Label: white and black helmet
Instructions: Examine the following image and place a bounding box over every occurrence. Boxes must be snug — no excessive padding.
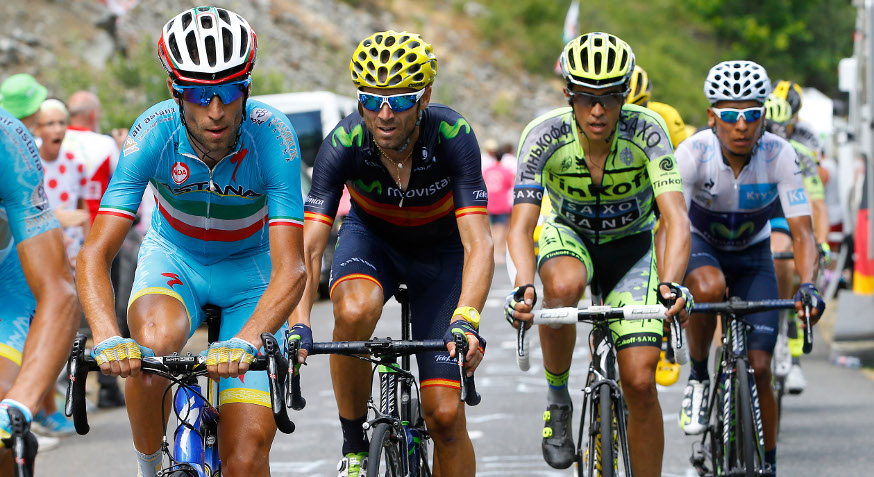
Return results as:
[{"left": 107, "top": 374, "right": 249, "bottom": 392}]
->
[
  {"left": 158, "top": 6, "right": 257, "bottom": 84},
  {"left": 703, "top": 60, "right": 771, "bottom": 105}
]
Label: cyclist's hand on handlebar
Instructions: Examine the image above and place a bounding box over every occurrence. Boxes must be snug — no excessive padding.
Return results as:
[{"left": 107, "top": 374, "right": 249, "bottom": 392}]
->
[
  {"left": 287, "top": 323, "right": 313, "bottom": 364},
  {"left": 818, "top": 242, "right": 832, "bottom": 266},
  {"left": 204, "top": 337, "right": 257, "bottom": 381},
  {"left": 0, "top": 400, "right": 32, "bottom": 447},
  {"left": 92, "top": 336, "right": 156, "bottom": 378},
  {"left": 444, "top": 320, "right": 486, "bottom": 376},
  {"left": 504, "top": 285, "right": 537, "bottom": 329},
  {"left": 794, "top": 282, "right": 825, "bottom": 326},
  {"left": 657, "top": 282, "right": 694, "bottom": 325}
]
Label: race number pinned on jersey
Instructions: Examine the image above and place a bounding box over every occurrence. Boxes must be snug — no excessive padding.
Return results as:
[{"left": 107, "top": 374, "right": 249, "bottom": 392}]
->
[{"left": 171, "top": 162, "right": 190, "bottom": 185}]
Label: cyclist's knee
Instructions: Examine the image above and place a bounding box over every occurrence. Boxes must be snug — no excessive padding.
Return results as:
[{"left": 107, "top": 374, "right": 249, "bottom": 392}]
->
[
  {"left": 621, "top": 371, "right": 658, "bottom": 407},
  {"left": 749, "top": 354, "right": 773, "bottom": 382},
  {"left": 686, "top": 269, "right": 725, "bottom": 303},
  {"left": 542, "top": 280, "right": 585, "bottom": 307},
  {"left": 423, "top": 401, "right": 465, "bottom": 443},
  {"left": 332, "top": 294, "right": 381, "bottom": 339}
]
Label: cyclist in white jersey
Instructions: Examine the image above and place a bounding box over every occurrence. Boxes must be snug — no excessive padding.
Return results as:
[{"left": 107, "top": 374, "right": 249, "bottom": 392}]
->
[{"left": 675, "top": 61, "right": 824, "bottom": 474}]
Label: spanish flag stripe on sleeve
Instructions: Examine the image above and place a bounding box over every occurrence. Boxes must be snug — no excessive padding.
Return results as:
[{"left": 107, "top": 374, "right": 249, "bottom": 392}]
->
[
  {"left": 455, "top": 206, "right": 488, "bottom": 218},
  {"left": 304, "top": 211, "right": 335, "bottom": 227}
]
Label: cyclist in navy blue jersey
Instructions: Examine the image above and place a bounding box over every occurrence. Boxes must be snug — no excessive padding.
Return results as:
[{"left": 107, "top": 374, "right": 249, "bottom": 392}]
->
[{"left": 291, "top": 30, "right": 492, "bottom": 477}]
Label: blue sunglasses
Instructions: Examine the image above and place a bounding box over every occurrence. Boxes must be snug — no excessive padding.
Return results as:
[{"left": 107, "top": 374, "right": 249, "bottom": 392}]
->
[
  {"left": 172, "top": 79, "right": 251, "bottom": 106},
  {"left": 358, "top": 89, "right": 426, "bottom": 113},
  {"left": 711, "top": 106, "right": 764, "bottom": 123}
]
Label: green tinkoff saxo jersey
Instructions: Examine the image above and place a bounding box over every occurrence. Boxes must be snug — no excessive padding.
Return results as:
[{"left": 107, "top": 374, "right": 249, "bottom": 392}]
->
[{"left": 513, "top": 104, "right": 683, "bottom": 244}]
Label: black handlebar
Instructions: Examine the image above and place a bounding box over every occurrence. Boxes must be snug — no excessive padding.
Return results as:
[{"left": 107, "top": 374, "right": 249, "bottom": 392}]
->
[
  {"left": 290, "top": 335, "right": 481, "bottom": 407},
  {"left": 65, "top": 332, "right": 296, "bottom": 436}
]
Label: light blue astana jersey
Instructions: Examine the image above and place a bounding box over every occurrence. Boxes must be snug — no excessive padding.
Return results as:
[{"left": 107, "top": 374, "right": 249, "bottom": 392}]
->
[{"left": 99, "top": 100, "right": 304, "bottom": 265}]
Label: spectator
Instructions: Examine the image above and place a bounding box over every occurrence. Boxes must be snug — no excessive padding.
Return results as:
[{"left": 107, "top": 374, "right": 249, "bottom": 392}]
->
[
  {"left": 63, "top": 90, "right": 129, "bottom": 409},
  {"left": 481, "top": 138, "right": 499, "bottom": 169},
  {"left": 483, "top": 148, "right": 515, "bottom": 264},
  {"left": 0, "top": 73, "right": 47, "bottom": 132}
]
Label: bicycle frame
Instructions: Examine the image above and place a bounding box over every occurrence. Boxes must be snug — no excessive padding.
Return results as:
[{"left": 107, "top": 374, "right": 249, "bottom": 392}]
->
[{"left": 690, "top": 298, "right": 798, "bottom": 477}]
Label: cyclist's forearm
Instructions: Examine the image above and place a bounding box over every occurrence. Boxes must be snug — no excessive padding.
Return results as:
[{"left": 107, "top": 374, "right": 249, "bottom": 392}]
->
[
  {"left": 288, "top": 246, "right": 325, "bottom": 327},
  {"left": 457, "top": 233, "right": 494, "bottom": 312},
  {"left": 660, "top": 213, "right": 691, "bottom": 284},
  {"left": 792, "top": 229, "right": 819, "bottom": 284},
  {"left": 811, "top": 199, "right": 829, "bottom": 244},
  {"left": 507, "top": 204, "right": 539, "bottom": 287},
  {"left": 241, "top": 260, "right": 306, "bottom": 347},
  {"left": 77, "top": 245, "right": 124, "bottom": 341}
]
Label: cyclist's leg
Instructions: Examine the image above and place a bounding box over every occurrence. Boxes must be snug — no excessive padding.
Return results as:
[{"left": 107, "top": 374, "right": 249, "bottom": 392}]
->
[
  {"left": 124, "top": 235, "right": 205, "bottom": 462},
  {"left": 408, "top": 237, "right": 472, "bottom": 476},
  {"left": 601, "top": 233, "right": 663, "bottom": 477},
  {"left": 724, "top": 239, "right": 780, "bottom": 470},
  {"left": 0, "top": 274, "right": 32, "bottom": 472},
  {"left": 209, "top": 252, "right": 283, "bottom": 477},
  {"left": 535, "top": 219, "right": 591, "bottom": 469},
  {"left": 328, "top": 215, "right": 397, "bottom": 461},
  {"left": 684, "top": 235, "right": 727, "bottom": 373}
]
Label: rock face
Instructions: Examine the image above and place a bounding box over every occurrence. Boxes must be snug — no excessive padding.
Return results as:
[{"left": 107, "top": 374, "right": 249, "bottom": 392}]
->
[{"left": 1, "top": 0, "right": 566, "bottom": 151}]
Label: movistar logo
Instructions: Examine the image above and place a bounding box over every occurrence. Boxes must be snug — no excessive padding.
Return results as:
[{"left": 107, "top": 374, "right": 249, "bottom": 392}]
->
[
  {"left": 710, "top": 221, "right": 754, "bottom": 239},
  {"left": 332, "top": 124, "right": 364, "bottom": 148},
  {"left": 354, "top": 179, "right": 382, "bottom": 195},
  {"left": 438, "top": 118, "right": 471, "bottom": 142}
]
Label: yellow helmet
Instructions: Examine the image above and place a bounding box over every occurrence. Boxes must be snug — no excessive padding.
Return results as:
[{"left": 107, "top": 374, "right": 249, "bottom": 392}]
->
[
  {"left": 772, "top": 80, "right": 803, "bottom": 117},
  {"left": 350, "top": 30, "right": 437, "bottom": 90},
  {"left": 765, "top": 94, "right": 792, "bottom": 124},
  {"left": 559, "top": 32, "right": 635, "bottom": 89},
  {"left": 626, "top": 65, "right": 651, "bottom": 105}
]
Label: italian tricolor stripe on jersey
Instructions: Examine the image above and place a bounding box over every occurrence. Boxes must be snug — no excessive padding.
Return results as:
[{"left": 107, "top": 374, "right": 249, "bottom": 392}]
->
[
  {"left": 348, "top": 188, "right": 455, "bottom": 226},
  {"left": 153, "top": 182, "right": 270, "bottom": 242},
  {"left": 97, "top": 206, "right": 137, "bottom": 220},
  {"left": 269, "top": 217, "right": 304, "bottom": 228}
]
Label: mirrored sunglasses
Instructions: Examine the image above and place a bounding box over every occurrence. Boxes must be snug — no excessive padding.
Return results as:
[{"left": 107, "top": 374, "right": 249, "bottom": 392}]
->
[
  {"left": 358, "top": 89, "right": 426, "bottom": 113},
  {"left": 172, "top": 79, "right": 251, "bottom": 106},
  {"left": 711, "top": 106, "right": 764, "bottom": 123},
  {"left": 565, "top": 89, "right": 628, "bottom": 109}
]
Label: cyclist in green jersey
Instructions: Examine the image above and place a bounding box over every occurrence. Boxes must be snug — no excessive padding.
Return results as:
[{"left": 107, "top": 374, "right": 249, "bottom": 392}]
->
[{"left": 504, "top": 32, "right": 692, "bottom": 476}]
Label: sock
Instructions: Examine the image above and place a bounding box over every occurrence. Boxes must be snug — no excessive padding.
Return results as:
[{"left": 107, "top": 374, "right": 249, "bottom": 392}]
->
[
  {"left": 135, "top": 448, "right": 162, "bottom": 477},
  {"left": 545, "top": 367, "right": 572, "bottom": 407},
  {"left": 689, "top": 356, "right": 709, "bottom": 382},
  {"left": 340, "top": 414, "right": 369, "bottom": 455},
  {"left": 765, "top": 447, "right": 777, "bottom": 473}
]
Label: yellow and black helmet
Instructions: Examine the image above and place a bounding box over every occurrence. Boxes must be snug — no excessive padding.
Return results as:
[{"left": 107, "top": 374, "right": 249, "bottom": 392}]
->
[
  {"left": 772, "top": 80, "right": 803, "bottom": 117},
  {"left": 560, "top": 32, "right": 635, "bottom": 90},
  {"left": 350, "top": 30, "right": 437, "bottom": 90},
  {"left": 626, "top": 65, "right": 651, "bottom": 105}
]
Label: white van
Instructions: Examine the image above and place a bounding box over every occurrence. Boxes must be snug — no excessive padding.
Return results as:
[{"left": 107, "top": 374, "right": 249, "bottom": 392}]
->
[{"left": 251, "top": 91, "right": 357, "bottom": 168}]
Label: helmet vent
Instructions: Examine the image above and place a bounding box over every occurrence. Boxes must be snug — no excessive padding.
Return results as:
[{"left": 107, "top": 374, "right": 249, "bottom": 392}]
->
[
  {"left": 218, "top": 9, "right": 230, "bottom": 24},
  {"left": 385, "top": 36, "right": 396, "bottom": 47},
  {"left": 201, "top": 16, "right": 213, "bottom": 29},
  {"left": 378, "top": 66, "right": 388, "bottom": 83},
  {"left": 593, "top": 51, "right": 602, "bottom": 73},
  {"left": 205, "top": 36, "right": 217, "bottom": 67},
  {"left": 166, "top": 19, "right": 175, "bottom": 30},
  {"left": 413, "top": 73, "right": 424, "bottom": 82},
  {"left": 239, "top": 26, "right": 248, "bottom": 56},
  {"left": 392, "top": 48, "right": 405, "bottom": 60},
  {"left": 363, "top": 39, "right": 372, "bottom": 48},
  {"left": 390, "top": 63, "right": 402, "bottom": 76},
  {"left": 380, "top": 49, "right": 390, "bottom": 65},
  {"left": 409, "top": 63, "right": 420, "bottom": 74},
  {"left": 185, "top": 32, "right": 199, "bottom": 65},
  {"left": 168, "top": 33, "right": 182, "bottom": 63},
  {"left": 406, "top": 53, "right": 417, "bottom": 63},
  {"left": 375, "top": 34, "right": 384, "bottom": 44},
  {"left": 181, "top": 12, "right": 193, "bottom": 30}
]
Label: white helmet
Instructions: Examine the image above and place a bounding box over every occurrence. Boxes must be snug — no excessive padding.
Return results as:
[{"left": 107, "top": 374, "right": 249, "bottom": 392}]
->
[
  {"left": 158, "top": 6, "right": 257, "bottom": 84},
  {"left": 703, "top": 60, "right": 771, "bottom": 105}
]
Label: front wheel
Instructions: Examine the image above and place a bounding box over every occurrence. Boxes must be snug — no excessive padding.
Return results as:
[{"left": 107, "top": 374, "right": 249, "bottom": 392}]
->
[
  {"left": 734, "top": 359, "right": 759, "bottom": 477},
  {"left": 367, "top": 423, "right": 403, "bottom": 477},
  {"left": 598, "top": 384, "right": 615, "bottom": 477}
]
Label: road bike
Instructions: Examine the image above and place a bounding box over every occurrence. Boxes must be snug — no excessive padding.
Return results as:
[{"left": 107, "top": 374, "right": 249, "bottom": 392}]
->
[
  {"left": 689, "top": 297, "right": 812, "bottom": 477},
  {"left": 288, "top": 284, "right": 480, "bottom": 477},
  {"left": 516, "top": 301, "right": 683, "bottom": 477},
  {"left": 65, "top": 306, "right": 294, "bottom": 477}
]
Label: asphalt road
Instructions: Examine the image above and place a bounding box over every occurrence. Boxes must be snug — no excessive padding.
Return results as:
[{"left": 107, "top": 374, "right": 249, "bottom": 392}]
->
[{"left": 37, "top": 264, "right": 874, "bottom": 476}]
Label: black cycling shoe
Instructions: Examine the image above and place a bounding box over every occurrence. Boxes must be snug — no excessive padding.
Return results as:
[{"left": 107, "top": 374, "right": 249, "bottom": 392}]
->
[{"left": 542, "top": 404, "right": 574, "bottom": 469}]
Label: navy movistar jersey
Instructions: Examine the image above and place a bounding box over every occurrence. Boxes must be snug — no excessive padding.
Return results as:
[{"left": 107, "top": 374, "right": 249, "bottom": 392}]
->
[
  {"left": 305, "top": 104, "right": 488, "bottom": 247},
  {"left": 0, "top": 109, "right": 59, "bottom": 264},
  {"left": 100, "top": 100, "right": 303, "bottom": 265}
]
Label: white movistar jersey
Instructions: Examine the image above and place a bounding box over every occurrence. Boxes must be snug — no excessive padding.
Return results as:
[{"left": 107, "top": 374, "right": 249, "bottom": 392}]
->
[{"left": 676, "top": 129, "right": 810, "bottom": 251}]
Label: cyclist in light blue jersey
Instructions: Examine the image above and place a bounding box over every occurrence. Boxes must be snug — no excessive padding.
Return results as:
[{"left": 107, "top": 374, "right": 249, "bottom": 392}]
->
[
  {"left": 76, "top": 7, "right": 307, "bottom": 476},
  {"left": 0, "top": 107, "right": 79, "bottom": 463}
]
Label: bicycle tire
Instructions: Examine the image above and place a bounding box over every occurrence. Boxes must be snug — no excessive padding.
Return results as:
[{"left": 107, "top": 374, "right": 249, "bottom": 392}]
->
[
  {"left": 367, "top": 423, "right": 403, "bottom": 477},
  {"left": 773, "top": 374, "right": 784, "bottom": 437},
  {"left": 599, "top": 384, "right": 615, "bottom": 477},
  {"left": 734, "top": 359, "right": 758, "bottom": 477}
]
